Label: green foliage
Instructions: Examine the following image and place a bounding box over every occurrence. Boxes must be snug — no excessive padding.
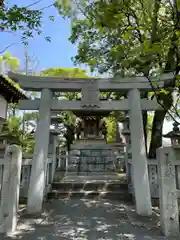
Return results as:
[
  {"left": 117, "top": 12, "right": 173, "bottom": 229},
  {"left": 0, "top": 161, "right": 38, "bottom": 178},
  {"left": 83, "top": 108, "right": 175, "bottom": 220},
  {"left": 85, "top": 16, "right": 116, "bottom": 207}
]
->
[
  {"left": 0, "top": 2, "right": 54, "bottom": 45},
  {"left": 55, "top": 0, "right": 175, "bottom": 76},
  {"left": 0, "top": 52, "right": 20, "bottom": 71},
  {"left": 56, "top": 0, "right": 180, "bottom": 157},
  {"left": 106, "top": 116, "right": 116, "bottom": 143},
  {"left": 1, "top": 114, "right": 36, "bottom": 154},
  {"left": 0, "top": 53, "right": 37, "bottom": 154},
  {"left": 41, "top": 67, "right": 89, "bottom": 78},
  {"left": 147, "top": 114, "right": 153, "bottom": 132},
  {"left": 41, "top": 67, "right": 89, "bottom": 100}
]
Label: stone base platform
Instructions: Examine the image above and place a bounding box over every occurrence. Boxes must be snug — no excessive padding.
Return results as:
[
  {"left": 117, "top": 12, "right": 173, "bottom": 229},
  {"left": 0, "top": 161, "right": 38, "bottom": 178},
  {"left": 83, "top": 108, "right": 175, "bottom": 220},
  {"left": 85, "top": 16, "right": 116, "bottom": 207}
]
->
[
  {"left": 62, "top": 173, "right": 127, "bottom": 183},
  {"left": 71, "top": 139, "right": 107, "bottom": 149},
  {"left": 67, "top": 141, "right": 116, "bottom": 174}
]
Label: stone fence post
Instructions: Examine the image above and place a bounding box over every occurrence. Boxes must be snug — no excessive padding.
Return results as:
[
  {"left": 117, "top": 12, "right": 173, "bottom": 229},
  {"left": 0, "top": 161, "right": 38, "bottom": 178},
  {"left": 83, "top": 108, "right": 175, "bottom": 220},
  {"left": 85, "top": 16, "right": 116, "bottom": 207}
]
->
[
  {"left": 156, "top": 147, "right": 179, "bottom": 237},
  {"left": 0, "top": 145, "right": 22, "bottom": 235},
  {"left": 51, "top": 136, "right": 57, "bottom": 183}
]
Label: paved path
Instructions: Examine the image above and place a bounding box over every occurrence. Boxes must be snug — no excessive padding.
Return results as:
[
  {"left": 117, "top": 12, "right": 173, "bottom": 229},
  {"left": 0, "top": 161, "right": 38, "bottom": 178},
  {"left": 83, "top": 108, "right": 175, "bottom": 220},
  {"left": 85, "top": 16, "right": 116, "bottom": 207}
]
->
[{"left": 1, "top": 198, "right": 178, "bottom": 239}]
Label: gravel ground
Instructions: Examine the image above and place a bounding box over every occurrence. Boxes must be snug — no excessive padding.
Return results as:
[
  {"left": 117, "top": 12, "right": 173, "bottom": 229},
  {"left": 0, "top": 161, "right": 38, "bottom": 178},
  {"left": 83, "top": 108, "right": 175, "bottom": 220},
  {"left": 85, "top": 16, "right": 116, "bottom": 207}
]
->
[{"left": 0, "top": 198, "right": 179, "bottom": 240}]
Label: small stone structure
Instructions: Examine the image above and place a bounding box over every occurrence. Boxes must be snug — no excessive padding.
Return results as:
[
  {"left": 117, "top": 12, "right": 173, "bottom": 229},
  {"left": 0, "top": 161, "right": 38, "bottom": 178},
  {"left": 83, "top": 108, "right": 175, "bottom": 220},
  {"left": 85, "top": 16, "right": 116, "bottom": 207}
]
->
[
  {"left": 0, "top": 145, "right": 22, "bottom": 234},
  {"left": 67, "top": 141, "right": 116, "bottom": 176},
  {"left": 69, "top": 84, "right": 115, "bottom": 176},
  {"left": 124, "top": 119, "right": 180, "bottom": 237},
  {"left": 157, "top": 147, "right": 179, "bottom": 237}
]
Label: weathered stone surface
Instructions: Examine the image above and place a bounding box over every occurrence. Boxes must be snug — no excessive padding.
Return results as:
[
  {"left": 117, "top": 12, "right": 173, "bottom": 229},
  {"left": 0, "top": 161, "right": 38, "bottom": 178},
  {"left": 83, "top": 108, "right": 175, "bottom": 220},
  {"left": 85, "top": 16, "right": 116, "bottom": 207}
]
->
[
  {"left": 128, "top": 88, "right": 152, "bottom": 216},
  {"left": 157, "top": 147, "right": 179, "bottom": 237},
  {"left": 0, "top": 145, "right": 22, "bottom": 234},
  {"left": 81, "top": 79, "right": 99, "bottom": 108},
  {"left": 149, "top": 165, "right": 159, "bottom": 198},
  {"left": 27, "top": 89, "right": 52, "bottom": 213},
  {"left": 67, "top": 146, "right": 115, "bottom": 175}
]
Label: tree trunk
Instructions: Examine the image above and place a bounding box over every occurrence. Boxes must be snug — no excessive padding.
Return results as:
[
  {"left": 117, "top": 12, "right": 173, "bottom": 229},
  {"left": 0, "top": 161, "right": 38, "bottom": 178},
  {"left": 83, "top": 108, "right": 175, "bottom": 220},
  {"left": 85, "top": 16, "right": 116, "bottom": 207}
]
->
[
  {"left": 148, "top": 0, "right": 178, "bottom": 157},
  {"left": 148, "top": 111, "right": 165, "bottom": 158},
  {"left": 148, "top": 94, "right": 173, "bottom": 158},
  {"left": 141, "top": 92, "right": 148, "bottom": 154},
  {"left": 142, "top": 111, "right": 148, "bottom": 154}
]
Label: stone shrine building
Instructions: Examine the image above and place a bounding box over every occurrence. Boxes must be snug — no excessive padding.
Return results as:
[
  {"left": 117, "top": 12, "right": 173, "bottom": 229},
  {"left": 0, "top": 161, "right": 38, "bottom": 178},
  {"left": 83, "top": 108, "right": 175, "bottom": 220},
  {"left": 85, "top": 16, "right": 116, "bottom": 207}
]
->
[{"left": 67, "top": 100, "right": 114, "bottom": 176}]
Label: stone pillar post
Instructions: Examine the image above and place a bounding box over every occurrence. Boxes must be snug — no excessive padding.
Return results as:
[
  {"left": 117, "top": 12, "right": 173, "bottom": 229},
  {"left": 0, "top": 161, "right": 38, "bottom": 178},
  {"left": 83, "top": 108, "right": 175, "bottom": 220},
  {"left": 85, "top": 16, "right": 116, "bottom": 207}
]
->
[
  {"left": 0, "top": 145, "right": 22, "bottom": 234},
  {"left": 156, "top": 147, "right": 179, "bottom": 237},
  {"left": 27, "top": 89, "right": 52, "bottom": 213},
  {"left": 51, "top": 136, "right": 57, "bottom": 182},
  {"left": 121, "top": 117, "right": 131, "bottom": 178},
  {"left": 128, "top": 88, "right": 152, "bottom": 216}
]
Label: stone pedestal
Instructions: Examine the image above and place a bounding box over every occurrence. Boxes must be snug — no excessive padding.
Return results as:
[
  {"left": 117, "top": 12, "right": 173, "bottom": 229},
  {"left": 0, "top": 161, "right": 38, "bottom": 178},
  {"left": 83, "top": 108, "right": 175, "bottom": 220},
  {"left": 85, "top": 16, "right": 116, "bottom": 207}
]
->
[
  {"left": 58, "top": 150, "right": 67, "bottom": 170},
  {"left": 51, "top": 136, "right": 58, "bottom": 183},
  {"left": 0, "top": 145, "right": 22, "bottom": 234},
  {"left": 157, "top": 147, "right": 179, "bottom": 237},
  {"left": 71, "top": 139, "right": 107, "bottom": 149},
  {"left": 66, "top": 139, "right": 115, "bottom": 176}
]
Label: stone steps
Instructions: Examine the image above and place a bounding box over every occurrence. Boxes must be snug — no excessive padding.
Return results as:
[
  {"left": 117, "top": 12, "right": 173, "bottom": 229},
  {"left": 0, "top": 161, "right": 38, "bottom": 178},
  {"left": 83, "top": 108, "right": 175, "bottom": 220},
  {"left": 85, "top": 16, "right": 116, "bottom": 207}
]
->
[
  {"left": 51, "top": 182, "right": 128, "bottom": 191},
  {"left": 53, "top": 169, "right": 65, "bottom": 182},
  {"left": 48, "top": 174, "right": 132, "bottom": 201},
  {"left": 47, "top": 189, "right": 132, "bottom": 201}
]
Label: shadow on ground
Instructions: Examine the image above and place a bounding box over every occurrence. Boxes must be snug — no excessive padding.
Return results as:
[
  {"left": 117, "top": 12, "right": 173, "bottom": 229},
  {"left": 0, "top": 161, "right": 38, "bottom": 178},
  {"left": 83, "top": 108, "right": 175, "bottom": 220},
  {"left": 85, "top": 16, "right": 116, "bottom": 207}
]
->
[{"left": 0, "top": 198, "right": 176, "bottom": 240}]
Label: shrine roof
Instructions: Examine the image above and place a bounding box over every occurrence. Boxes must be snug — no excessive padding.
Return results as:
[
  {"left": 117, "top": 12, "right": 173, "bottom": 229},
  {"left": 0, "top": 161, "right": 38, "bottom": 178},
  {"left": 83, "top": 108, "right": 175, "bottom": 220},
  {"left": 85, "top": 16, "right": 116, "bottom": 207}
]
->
[{"left": 0, "top": 73, "right": 28, "bottom": 103}]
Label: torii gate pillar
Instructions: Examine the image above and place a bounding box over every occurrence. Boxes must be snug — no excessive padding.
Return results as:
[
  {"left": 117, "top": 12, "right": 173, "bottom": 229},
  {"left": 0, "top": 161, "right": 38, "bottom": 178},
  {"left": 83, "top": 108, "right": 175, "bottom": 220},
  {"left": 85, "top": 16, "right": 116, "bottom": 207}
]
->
[
  {"left": 27, "top": 89, "right": 52, "bottom": 213},
  {"left": 128, "top": 88, "right": 152, "bottom": 216}
]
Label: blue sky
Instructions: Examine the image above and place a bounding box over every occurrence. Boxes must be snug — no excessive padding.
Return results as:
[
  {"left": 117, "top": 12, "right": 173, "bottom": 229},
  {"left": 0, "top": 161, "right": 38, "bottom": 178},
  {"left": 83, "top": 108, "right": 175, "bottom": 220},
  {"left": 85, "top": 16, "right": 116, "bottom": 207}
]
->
[{"left": 1, "top": 0, "right": 81, "bottom": 72}]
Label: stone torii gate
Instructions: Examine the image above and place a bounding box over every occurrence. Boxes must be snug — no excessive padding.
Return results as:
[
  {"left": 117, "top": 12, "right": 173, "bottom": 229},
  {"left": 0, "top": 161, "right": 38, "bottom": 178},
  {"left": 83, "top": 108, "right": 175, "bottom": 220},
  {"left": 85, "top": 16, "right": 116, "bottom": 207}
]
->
[{"left": 8, "top": 71, "right": 173, "bottom": 216}]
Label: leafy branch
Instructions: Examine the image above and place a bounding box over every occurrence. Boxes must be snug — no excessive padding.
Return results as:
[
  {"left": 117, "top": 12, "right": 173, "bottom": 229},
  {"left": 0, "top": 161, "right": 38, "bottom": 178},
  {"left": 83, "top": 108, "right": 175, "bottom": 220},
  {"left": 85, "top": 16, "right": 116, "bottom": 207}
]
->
[
  {"left": 0, "top": 1, "right": 56, "bottom": 46},
  {"left": 0, "top": 43, "right": 16, "bottom": 54}
]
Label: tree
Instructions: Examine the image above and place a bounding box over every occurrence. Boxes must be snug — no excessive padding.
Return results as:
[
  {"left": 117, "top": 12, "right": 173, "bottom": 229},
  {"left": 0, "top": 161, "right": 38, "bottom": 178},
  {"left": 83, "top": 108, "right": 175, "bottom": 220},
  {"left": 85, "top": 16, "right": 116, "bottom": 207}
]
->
[
  {"left": 56, "top": 0, "right": 180, "bottom": 157},
  {"left": 0, "top": 1, "right": 56, "bottom": 52}
]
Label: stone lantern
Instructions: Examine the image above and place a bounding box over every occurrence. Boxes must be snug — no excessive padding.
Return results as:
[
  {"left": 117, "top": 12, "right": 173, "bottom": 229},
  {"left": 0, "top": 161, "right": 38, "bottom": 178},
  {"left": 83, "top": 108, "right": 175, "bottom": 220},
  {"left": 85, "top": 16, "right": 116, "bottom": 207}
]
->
[
  {"left": 120, "top": 116, "right": 130, "bottom": 131},
  {"left": 120, "top": 116, "right": 131, "bottom": 146},
  {"left": 163, "top": 122, "right": 180, "bottom": 148},
  {"left": 119, "top": 116, "right": 132, "bottom": 177},
  {"left": 48, "top": 129, "right": 60, "bottom": 155}
]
